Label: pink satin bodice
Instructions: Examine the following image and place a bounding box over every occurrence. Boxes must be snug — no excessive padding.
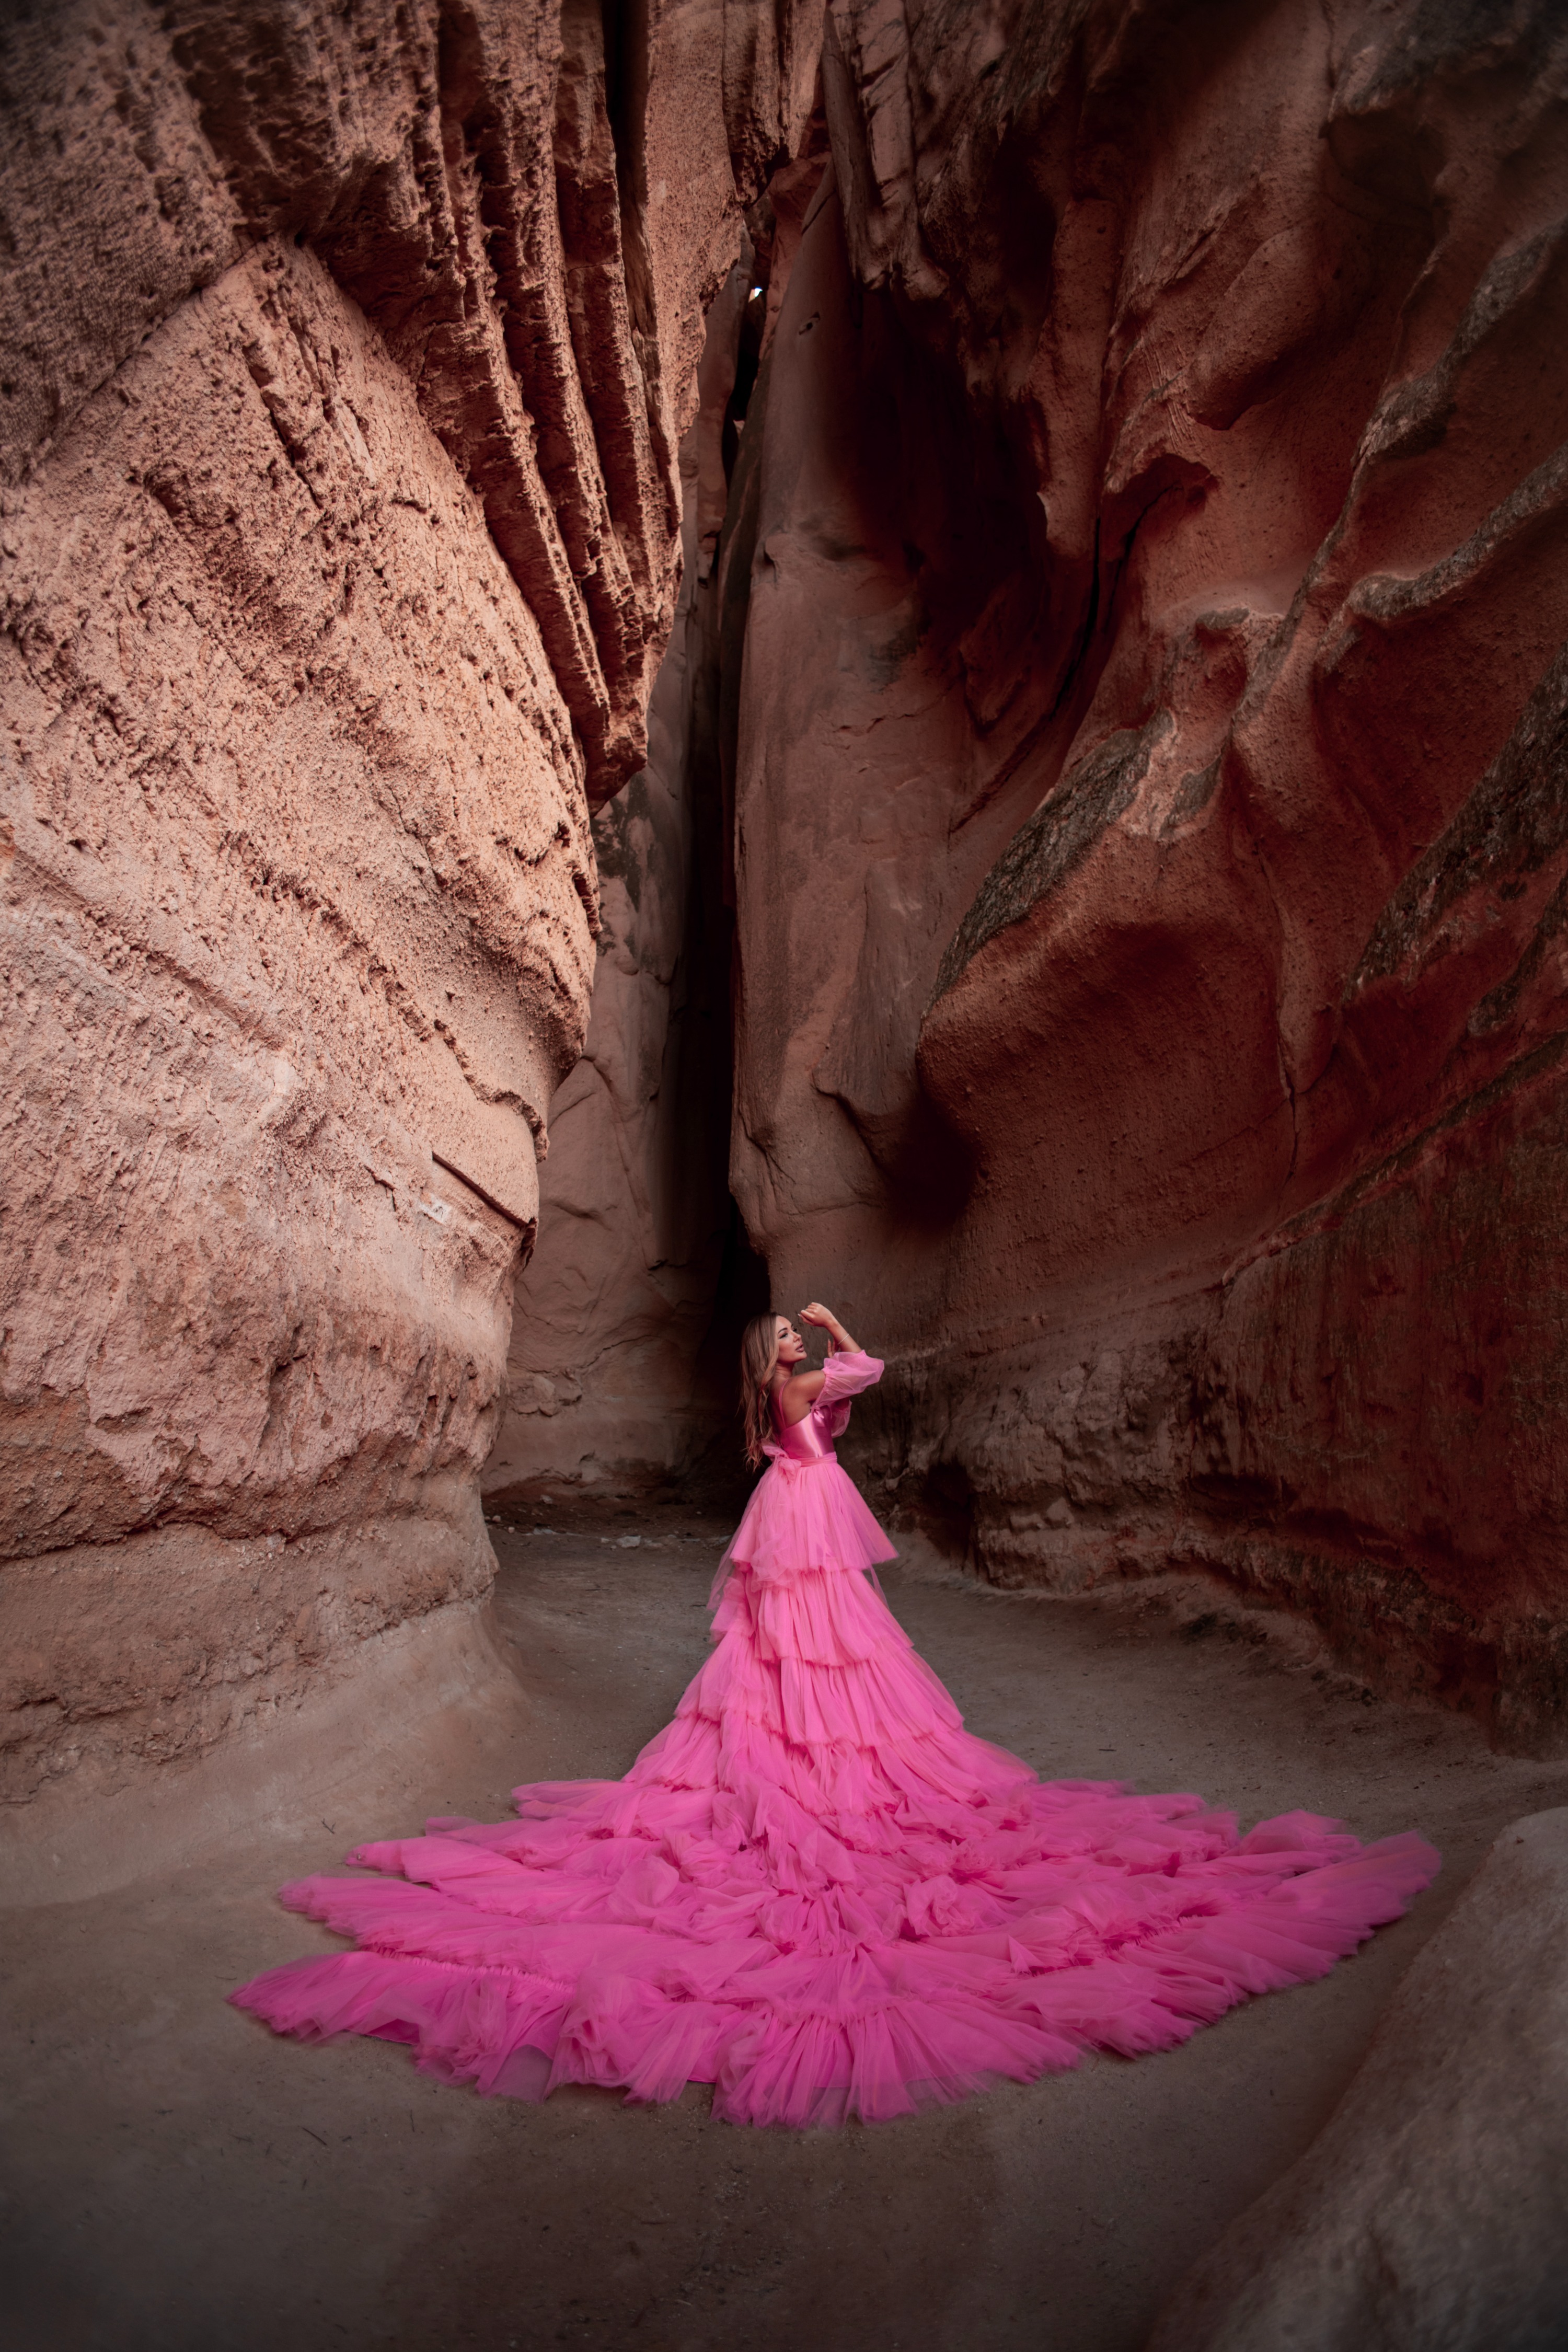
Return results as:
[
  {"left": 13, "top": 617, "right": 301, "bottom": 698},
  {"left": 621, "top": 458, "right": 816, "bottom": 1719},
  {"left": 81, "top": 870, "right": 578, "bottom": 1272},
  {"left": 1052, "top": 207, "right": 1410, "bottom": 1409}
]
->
[
  {"left": 765, "top": 1350, "right": 884, "bottom": 1470},
  {"left": 771, "top": 1394, "right": 839, "bottom": 1464}
]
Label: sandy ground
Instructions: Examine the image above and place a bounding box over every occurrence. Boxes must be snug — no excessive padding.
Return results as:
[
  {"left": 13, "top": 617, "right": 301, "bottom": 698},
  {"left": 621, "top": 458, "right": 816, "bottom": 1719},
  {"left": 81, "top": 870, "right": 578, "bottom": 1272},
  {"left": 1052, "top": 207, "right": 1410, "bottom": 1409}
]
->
[{"left": 6, "top": 1506, "right": 1567, "bottom": 2352}]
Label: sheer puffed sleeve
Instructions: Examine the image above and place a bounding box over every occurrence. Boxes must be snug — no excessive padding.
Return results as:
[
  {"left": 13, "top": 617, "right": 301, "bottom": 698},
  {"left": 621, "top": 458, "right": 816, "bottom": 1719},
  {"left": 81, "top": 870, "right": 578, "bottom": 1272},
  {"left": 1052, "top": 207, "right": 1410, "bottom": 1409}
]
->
[
  {"left": 818, "top": 1350, "right": 883, "bottom": 1402},
  {"left": 818, "top": 1349, "right": 883, "bottom": 1438}
]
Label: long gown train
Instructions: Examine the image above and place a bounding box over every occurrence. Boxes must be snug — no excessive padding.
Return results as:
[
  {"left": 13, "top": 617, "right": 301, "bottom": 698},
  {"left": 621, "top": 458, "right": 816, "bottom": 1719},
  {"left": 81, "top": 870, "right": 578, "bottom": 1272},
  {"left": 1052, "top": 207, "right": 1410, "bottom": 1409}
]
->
[{"left": 230, "top": 1352, "right": 1439, "bottom": 2127}]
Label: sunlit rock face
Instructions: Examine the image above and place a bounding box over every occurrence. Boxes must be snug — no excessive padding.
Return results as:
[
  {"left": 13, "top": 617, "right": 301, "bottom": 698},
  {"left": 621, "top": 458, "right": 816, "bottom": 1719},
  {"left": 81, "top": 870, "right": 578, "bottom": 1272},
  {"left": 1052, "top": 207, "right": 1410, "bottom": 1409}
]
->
[
  {"left": 0, "top": 0, "right": 798, "bottom": 1815},
  {"left": 724, "top": 0, "right": 1568, "bottom": 1748}
]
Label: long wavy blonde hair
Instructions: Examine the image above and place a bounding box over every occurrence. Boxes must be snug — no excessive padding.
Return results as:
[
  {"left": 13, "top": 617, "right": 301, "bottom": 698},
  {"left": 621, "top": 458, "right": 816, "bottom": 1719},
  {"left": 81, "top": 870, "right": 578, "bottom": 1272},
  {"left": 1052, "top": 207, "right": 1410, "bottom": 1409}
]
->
[{"left": 739, "top": 1312, "right": 781, "bottom": 1469}]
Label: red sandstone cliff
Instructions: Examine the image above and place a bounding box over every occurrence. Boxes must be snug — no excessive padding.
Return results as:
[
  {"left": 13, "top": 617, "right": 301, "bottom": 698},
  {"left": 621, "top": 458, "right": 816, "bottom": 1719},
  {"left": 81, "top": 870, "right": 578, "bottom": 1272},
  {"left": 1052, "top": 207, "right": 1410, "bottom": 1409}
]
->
[
  {"left": 710, "top": 0, "right": 1568, "bottom": 1748},
  {"left": 0, "top": 0, "right": 810, "bottom": 1845}
]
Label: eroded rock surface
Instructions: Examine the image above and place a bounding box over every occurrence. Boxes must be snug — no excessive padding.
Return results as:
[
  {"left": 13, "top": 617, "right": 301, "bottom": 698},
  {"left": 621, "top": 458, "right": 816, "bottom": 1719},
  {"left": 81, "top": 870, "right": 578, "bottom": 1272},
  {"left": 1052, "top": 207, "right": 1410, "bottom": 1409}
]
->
[
  {"left": 712, "top": 0, "right": 1568, "bottom": 1748},
  {"left": 0, "top": 0, "right": 805, "bottom": 1827},
  {"left": 1150, "top": 1806, "right": 1568, "bottom": 2351}
]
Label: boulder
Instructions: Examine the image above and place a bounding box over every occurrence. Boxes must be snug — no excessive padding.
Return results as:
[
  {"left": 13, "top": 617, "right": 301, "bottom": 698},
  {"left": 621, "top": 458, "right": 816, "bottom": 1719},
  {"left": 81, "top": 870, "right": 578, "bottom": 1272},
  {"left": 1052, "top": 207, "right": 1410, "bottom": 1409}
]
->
[{"left": 1150, "top": 1807, "right": 1568, "bottom": 2352}]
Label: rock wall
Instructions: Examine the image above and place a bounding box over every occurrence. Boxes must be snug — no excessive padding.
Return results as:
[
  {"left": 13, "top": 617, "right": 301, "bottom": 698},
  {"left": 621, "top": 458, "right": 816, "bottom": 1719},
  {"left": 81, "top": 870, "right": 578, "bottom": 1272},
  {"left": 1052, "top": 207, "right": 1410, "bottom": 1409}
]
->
[
  {"left": 0, "top": 0, "right": 806, "bottom": 1823},
  {"left": 718, "top": 0, "right": 1568, "bottom": 1748}
]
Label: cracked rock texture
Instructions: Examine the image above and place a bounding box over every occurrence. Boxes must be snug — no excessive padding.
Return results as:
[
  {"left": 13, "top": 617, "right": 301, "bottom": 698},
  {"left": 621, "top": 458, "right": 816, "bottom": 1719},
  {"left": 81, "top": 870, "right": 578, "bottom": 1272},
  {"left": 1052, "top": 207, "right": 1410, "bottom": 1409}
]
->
[
  {"left": 709, "top": 0, "right": 1568, "bottom": 1749},
  {"left": 0, "top": 0, "right": 811, "bottom": 1829}
]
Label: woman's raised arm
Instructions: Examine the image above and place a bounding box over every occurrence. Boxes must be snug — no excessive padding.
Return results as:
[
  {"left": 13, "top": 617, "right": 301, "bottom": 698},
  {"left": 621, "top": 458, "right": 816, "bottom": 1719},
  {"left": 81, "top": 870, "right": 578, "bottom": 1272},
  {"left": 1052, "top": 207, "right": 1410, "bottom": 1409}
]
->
[{"left": 799, "top": 1301, "right": 859, "bottom": 1354}]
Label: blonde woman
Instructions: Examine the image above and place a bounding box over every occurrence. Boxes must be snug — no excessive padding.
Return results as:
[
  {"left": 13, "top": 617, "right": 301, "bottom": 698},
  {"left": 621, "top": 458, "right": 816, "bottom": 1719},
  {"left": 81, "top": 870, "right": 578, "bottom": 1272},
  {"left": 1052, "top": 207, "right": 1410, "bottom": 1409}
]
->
[{"left": 235, "top": 1300, "right": 1436, "bottom": 2126}]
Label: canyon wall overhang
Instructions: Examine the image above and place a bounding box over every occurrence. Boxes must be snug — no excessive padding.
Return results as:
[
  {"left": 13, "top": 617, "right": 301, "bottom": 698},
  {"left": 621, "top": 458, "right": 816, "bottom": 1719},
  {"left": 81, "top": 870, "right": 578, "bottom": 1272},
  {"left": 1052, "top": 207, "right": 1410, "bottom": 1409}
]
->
[
  {"left": 721, "top": 0, "right": 1568, "bottom": 1748},
  {"left": 0, "top": 0, "right": 816, "bottom": 1869}
]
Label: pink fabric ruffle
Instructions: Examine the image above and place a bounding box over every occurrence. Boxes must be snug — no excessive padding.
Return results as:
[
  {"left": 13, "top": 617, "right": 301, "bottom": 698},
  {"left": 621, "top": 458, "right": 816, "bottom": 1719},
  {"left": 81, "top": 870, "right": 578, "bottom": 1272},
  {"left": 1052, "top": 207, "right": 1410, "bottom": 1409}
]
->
[{"left": 231, "top": 1391, "right": 1439, "bottom": 2128}]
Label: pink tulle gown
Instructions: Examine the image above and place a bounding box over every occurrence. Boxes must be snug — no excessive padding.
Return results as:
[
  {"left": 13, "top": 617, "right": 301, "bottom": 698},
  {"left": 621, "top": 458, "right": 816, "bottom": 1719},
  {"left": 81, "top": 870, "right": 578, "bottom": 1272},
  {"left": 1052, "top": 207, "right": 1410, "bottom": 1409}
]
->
[{"left": 231, "top": 1351, "right": 1438, "bottom": 2126}]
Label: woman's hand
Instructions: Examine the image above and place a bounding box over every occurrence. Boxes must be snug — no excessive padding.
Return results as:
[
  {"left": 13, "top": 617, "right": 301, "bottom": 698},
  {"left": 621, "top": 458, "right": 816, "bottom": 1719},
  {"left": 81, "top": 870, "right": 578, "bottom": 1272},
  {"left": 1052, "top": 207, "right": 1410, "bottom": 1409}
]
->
[{"left": 799, "top": 1302, "right": 858, "bottom": 1353}]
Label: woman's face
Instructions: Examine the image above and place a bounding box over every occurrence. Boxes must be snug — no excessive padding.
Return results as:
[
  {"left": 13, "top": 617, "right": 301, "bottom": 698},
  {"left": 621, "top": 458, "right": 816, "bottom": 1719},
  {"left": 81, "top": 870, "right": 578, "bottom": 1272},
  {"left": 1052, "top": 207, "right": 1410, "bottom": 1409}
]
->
[{"left": 774, "top": 1315, "right": 806, "bottom": 1369}]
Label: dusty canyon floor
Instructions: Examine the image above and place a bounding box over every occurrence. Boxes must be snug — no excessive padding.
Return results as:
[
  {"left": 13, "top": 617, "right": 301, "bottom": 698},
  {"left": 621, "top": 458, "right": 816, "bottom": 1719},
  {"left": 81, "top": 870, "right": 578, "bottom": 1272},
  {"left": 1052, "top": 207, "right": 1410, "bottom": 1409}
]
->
[{"left": 6, "top": 1510, "right": 1567, "bottom": 2352}]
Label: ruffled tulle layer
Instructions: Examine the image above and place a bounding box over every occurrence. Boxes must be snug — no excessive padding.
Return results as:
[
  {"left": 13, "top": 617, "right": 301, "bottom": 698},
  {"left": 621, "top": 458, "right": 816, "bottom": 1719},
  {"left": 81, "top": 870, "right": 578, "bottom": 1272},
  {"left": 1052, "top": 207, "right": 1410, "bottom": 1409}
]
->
[
  {"left": 720, "top": 1454, "right": 897, "bottom": 1587},
  {"left": 232, "top": 1458, "right": 1439, "bottom": 2127}
]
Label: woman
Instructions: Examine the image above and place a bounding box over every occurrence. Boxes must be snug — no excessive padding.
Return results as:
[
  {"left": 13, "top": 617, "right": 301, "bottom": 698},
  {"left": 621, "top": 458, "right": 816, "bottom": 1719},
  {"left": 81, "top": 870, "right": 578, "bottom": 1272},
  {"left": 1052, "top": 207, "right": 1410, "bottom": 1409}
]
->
[{"left": 232, "top": 1305, "right": 1437, "bottom": 2127}]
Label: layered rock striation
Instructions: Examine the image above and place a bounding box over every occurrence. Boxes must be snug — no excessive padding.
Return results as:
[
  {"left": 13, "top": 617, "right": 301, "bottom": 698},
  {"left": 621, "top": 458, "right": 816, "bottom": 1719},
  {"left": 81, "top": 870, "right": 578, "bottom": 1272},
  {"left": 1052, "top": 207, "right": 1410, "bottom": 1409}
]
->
[
  {"left": 715, "top": 0, "right": 1568, "bottom": 1747},
  {"left": 0, "top": 0, "right": 807, "bottom": 1829}
]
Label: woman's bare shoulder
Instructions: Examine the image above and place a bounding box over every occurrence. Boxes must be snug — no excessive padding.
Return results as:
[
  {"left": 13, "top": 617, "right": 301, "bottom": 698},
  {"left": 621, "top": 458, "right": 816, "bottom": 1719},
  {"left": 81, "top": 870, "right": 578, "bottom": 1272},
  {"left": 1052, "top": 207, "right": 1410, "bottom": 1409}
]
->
[{"left": 777, "top": 1368, "right": 827, "bottom": 1425}]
